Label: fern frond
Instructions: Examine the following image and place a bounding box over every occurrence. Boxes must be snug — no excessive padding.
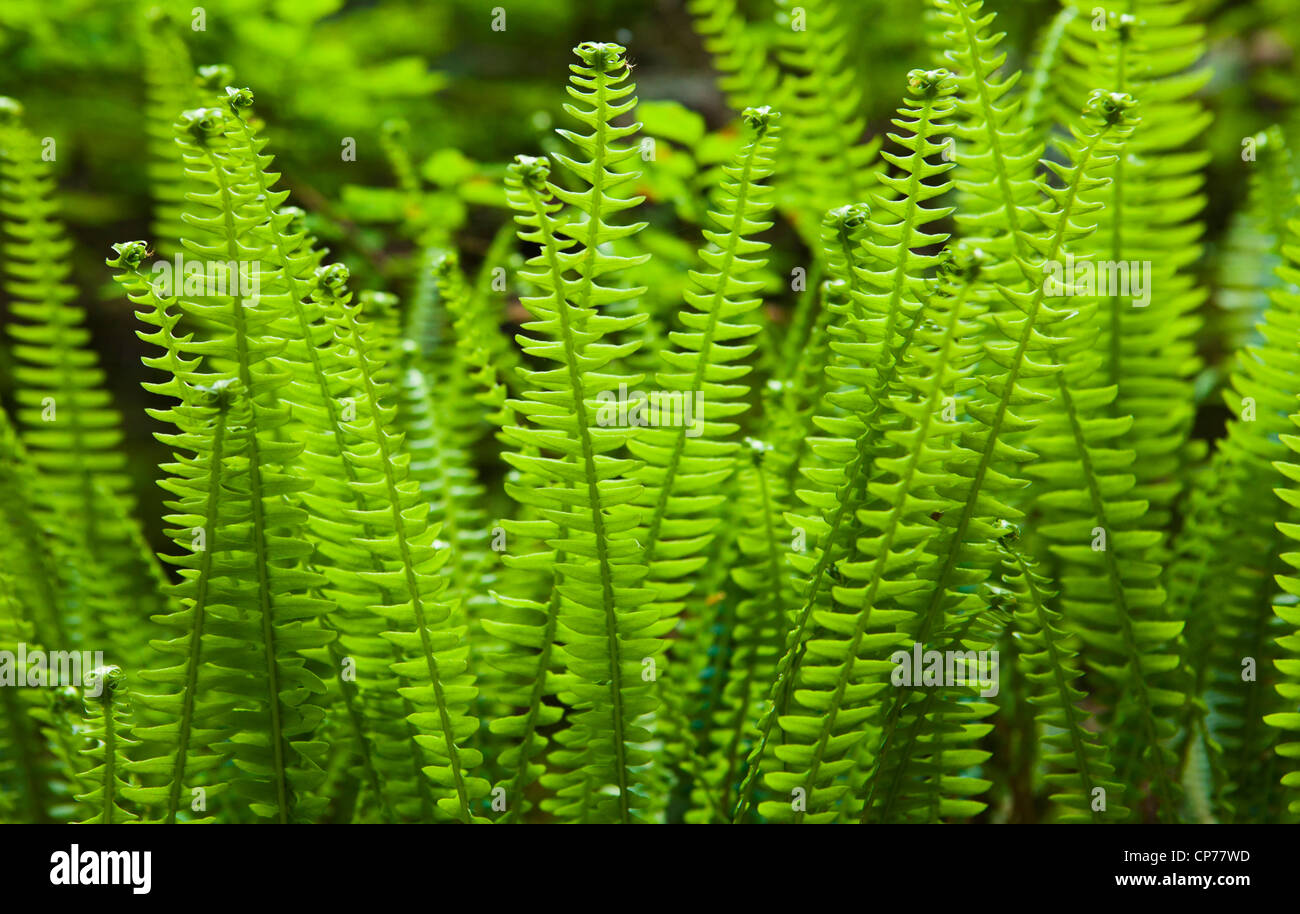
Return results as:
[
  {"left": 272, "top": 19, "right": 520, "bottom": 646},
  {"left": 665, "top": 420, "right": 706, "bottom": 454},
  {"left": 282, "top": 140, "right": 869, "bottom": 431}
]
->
[
  {"left": 211, "top": 90, "right": 444, "bottom": 824},
  {"left": 932, "top": 0, "right": 1042, "bottom": 292},
  {"left": 314, "top": 268, "right": 490, "bottom": 823},
  {"left": 770, "top": 0, "right": 881, "bottom": 240},
  {"left": 686, "top": 0, "right": 780, "bottom": 116},
  {"left": 1057, "top": 0, "right": 1210, "bottom": 531},
  {"left": 858, "top": 90, "right": 1136, "bottom": 824},
  {"left": 0, "top": 103, "right": 162, "bottom": 666},
  {"left": 108, "top": 241, "right": 234, "bottom": 823},
  {"left": 631, "top": 104, "right": 780, "bottom": 656},
  {"left": 1023, "top": 92, "right": 1190, "bottom": 820},
  {"left": 73, "top": 666, "right": 139, "bottom": 824},
  {"left": 496, "top": 42, "right": 660, "bottom": 823},
  {"left": 1213, "top": 126, "right": 1299, "bottom": 357},
  {"left": 734, "top": 71, "right": 960, "bottom": 823},
  {"left": 139, "top": 8, "right": 202, "bottom": 256},
  {"left": 998, "top": 532, "right": 1128, "bottom": 821},
  {"left": 170, "top": 106, "right": 333, "bottom": 822}
]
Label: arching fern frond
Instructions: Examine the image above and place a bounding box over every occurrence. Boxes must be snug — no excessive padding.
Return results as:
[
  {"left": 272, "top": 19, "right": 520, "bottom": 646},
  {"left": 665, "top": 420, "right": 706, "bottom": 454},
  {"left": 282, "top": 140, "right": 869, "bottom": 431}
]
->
[
  {"left": 496, "top": 42, "right": 659, "bottom": 823},
  {"left": 631, "top": 104, "right": 780, "bottom": 660}
]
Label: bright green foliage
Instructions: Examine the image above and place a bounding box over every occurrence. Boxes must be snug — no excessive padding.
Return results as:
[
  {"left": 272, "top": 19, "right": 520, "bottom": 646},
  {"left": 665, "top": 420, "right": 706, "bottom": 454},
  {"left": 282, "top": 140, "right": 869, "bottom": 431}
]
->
[
  {"left": 769, "top": 0, "right": 882, "bottom": 240},
  {"left": 742, "top": 69, "right": 961, "bottom": 824},
  {"left": 1022, "top": 93, "right": 1187, "bottom": 819},
  {"left": 2, "top": 0, "right": 1299, "bottom": 827},
  {"left": 999, "top": 535, "right": 1128, "bottom": 822},
  {"left": 496, "top": 43, "right": 660, "bottom": 824},
  {"left": 1057, "top": 0, "right": 1209, "bottom": 534},
  {"left": 313, "top": 271, "right": 489, "bottom": 823},
  {"left": 157, "top": 107, "right": 334, "bottom": 823},
  {"left": 0, "top": 102, "right": 162, "bottom": 671},
  {"left": 1261, "top": 214, "right": 1300, "bottom": 817},
  {"left": 1214, "top": 127, "right": 1299, "bottom": 356},
  {"left": 686, "top": 0, "right": 780, "bottom": 116},
  {"left": 139, "top": 8, "right": 204, "bottom": 258},
  {"left": 858, "top": 90, "right": 1137, "bottom": 823},
  {"left": 73, "top": 665, "right": 138, "bottom": 824},
  {"left": 108, "top": 241, "right": 233, "bottom": 823},
  {"left": 632, "top": 106, "right": 780, "bottom": 657},
  {"left": 1164, "top": 130, "right": 1300, "bottom": 821},
  {"left": 933, "top": 0, "right": 1041, "bottom": 292}
]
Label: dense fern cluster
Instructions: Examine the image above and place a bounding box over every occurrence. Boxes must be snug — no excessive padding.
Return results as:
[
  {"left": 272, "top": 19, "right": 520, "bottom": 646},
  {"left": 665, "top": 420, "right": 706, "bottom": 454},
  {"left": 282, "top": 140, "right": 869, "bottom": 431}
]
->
[{"left": 0, "top": 0, "right": 1297, "bottom": 824}]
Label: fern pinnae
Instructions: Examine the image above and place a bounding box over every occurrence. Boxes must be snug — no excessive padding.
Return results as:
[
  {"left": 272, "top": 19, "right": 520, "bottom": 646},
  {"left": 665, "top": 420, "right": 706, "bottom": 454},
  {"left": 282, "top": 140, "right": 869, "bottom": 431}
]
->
[
  {"left": 686, "top": 0, "right": 780, "bottom": 117},
  {"left": 1022, "top": 88, "right": 1185, "bottom": 818},
  {"left": 483, "top": 160, "right": 575, "bottom": 823},
  {"left": 860, "top": 90, "right": 1136, "bottom": 823},
  {"left": 1214, "top": 126, "right": 1298, "bottom": 356},
  {"left": 1219, "top": 189, "right": 1300, "bottom": 816},
  {"left": 408, "top": 255, "right": 495, "bottom": 613},
  {"left": 139, "top": 8, "right": 202, "bottom": 257},
  {"left": 933, "top": 0, "right": 1041, "bottom": 292},
  {"left": 1021, "top": 5, "right": 1078, "bottom": 144},
  {"left": 0, "top": 606, "right": 49, "bottom": 822},
  {"left": 751, "top": 69, "right": 956, "bottom": 798},
  {"left": 512, "top": 153, "right": 646, "bottom": 821},
  {"left": 695, "top": 443, "right": 793, "bottom": 819},
  {"left": 1038, "top": 323, "right": 1185, "bottom": 817},
  {"left": 0, "top": 402, "right": 68, "bottom": 650},
  {"left": 75, "top": 665, "right": 138, "bottom": 824},
  {"left": 930, "top": 1, "right": 1188, "bottom": 815},
  {"left": 108, "top": 240, "right": 233, "bottom": 823},
  {"left": 175, "top": 106, "right": 336, "bottom": 823},
  {"left": 215, "top": 88, "right": 440, "bottom": 822},
  {"left": 314, "top": 269, "right": 488, "bottom": 823},
  {"left": 997, "top": 530, "right": 1127, "bottom": 822},
  {"left": 625, "top": 103, "right": 784, "bottom": 817},
  {"left": 829, "top": 244, "right": 989, "bottom": 824},
  {"left": 732, "top": 71, "right": 960, "bottom": 823},
  {"left": 498, "top": 42, "right": 662, "bottom": 823},
  {"left": 1058, "top": 0, "right": 1209, "bottom": 532},
  {"left": 632, "top": 105, "right": 780, "bottom": 636},
  {"left": 196, "top": 123, "right": 292, "bottom": 822},
  {"left": 0, "top": 528, "right": 67, "bottom": 822},
  {"left": 0, "top": 99, "right": 161, "bottom": 666},
  {"left": 771, "top": 0, "right": 881, "bottom": 243}
]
